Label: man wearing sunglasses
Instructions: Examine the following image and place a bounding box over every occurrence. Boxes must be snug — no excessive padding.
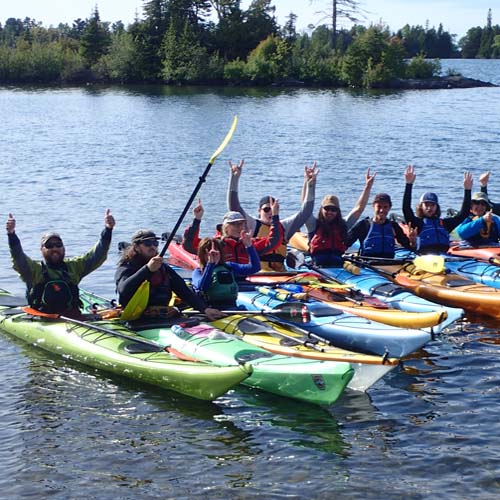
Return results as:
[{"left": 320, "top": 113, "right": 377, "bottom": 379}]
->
[
  {"left": 116, "top": 230, "right": 224, "bottom": 321},
  {"left": 6, "top": 209, "right": 115, "bottom": 316},
  {"left": 227, "top": 159, "right": 317, "bottom": 271}
]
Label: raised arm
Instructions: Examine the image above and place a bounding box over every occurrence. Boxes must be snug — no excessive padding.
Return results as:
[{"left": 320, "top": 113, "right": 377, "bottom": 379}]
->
[
  {"left": 403, "top": 165, "right": 419, "bottom": 227},
  {"left": 345, "top": 168, "right": 377, "bottom": 229},
  {"left": 443, "top": 172, "right": 472, "bottom": 232},
  {"left": 182, "top": 199, "right": 204, "bottom": 254},
  {"left": 282, "top": 165, "right": 318, "bottom": 239}
]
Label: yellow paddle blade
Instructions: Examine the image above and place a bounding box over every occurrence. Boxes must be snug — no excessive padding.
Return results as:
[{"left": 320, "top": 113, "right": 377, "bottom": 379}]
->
[
  {"left": 208, "top": 115, "right": 238, "bottom": 165},
  {"left": 120, "top": 280, "right": 150, "bottom": 321},
  {"left": 413, "top": 255, "right": 446, "bottom": 273}
]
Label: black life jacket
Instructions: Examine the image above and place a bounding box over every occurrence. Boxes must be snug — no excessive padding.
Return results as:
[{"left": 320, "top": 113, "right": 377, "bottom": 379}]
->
[{"left": 29, "top": 263, "right": 81, "bottom": 313}]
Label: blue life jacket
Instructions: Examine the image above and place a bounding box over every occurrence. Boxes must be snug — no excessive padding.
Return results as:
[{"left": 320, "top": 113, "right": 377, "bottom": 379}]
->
[
  {"left": 418, "top": 218, "right": 449, "bottom": 251},
  {"left": 361, "top": 221, "right": 396, "bottom": 258}
]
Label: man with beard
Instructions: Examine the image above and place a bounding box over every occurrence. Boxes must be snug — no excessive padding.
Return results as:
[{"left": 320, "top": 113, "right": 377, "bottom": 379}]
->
[
  {"left": 5, "top": 210, "right": 115, "bottom": 317},
  {"left": 115, "top": 230, "right": 224, "bottom": 321}
]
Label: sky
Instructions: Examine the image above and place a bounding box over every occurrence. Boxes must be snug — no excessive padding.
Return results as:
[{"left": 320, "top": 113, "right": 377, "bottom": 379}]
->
[{"left": 0, "top": 1, "right": 495, "bottom": 38}]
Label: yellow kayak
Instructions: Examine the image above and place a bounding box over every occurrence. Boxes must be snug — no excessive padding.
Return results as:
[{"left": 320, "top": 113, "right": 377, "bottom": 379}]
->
[{"left": 210, "top": 314, "right": 399, "bottom": 392}]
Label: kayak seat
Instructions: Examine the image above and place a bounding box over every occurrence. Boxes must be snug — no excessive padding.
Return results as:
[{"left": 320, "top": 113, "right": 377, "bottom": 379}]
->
[
  {"left": 370, "top": 283, "right": 404, "bottom": 297},
  {"left": 235, "top": 350, "right": 274, "bottom": 363},
  {"left": 445, "top": 278, "right": 476, "bottom": 287},
  {"left": 124, "top": 342, "right": 164, "bottom": 354}
]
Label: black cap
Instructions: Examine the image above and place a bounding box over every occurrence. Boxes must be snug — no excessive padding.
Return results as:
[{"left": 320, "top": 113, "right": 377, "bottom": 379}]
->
[
  {"left": 259, "top": 196, "right": 275, "bottom": 208},
  {"left": 131, "top": 230, "right": 160, "bottom": 244},
  {"left": 373, "top": 193, "right": 392, "bottom": 206}
]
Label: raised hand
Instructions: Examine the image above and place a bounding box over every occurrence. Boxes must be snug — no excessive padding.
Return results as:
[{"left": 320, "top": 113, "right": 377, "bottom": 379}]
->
[
  {"left": 206, "top": 240, "right": 221, "bottom": 264},
  {"left": 6, "top": 213, "right": 16, "bottom": 234},
  {"left": 483, "top": 210, "right": 493, "bottom": 223},
  {"left": 407, "top": 222, "right": 418, "bottom": 246},
  {"left": 304, "top": 162, "right": 319, "bottom": 184},
  {"left": 193, "top": 198, "right": 204, "bottom": 220},
  {"left": 405, "top": 165, "right": 416, "bottom": 184},
  {"left": 104, "top": 208, "right": 115, "bottom": 229},
  {"left": 463, "top": 171, "right": 473, "bottom": 190},
  {"left": 240, "top": 230, "right": 252, "bottom": 248},
  {"left": 479, "top": 171, "right": 490, "bottom": 187},
  {"left": 365, "top": 167, "right": 377, "bottom": 188},
  {"left": 270, "top": 197, "right": 280, "bottom": 216},
  {"left": 228, "top": 159, "right": 244, "bottom": 178}
]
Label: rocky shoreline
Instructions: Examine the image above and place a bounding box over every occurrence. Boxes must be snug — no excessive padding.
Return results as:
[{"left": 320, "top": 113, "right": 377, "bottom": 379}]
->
[{"left": 380, "top": 75, "right": 497, "bottom": 90}]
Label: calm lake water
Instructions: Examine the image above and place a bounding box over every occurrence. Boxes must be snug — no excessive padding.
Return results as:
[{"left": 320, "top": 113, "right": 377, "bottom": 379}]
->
[{"left": 1, "top": 60, "right": 499, "bottom": 498}]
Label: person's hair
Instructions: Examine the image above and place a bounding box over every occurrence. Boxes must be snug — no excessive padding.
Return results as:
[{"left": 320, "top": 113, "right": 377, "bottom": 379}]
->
[
  {"left": 315, "top": 209, "right": 348, "bottom": 240},
  {"left": 197, "top": 237, "right": 225, "bottom": 269},
  {"left": 118, "top": 242, "right": 142, "bottom": 265},
  {"left": 416, "top": 202, "right": 441, "bottom": 218},
  {"left": 317, "top": 205, "right": 343, "bottom": 225}
]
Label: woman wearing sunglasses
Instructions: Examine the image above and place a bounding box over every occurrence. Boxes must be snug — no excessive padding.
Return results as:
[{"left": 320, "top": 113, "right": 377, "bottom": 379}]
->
[
  {"left": 6, "top": 209, "right": 115, "bottom": 317},
  {"left": 116, "top": 230, "right": 224, "bottom": 321},
  {"left": 305, "top": 168, "right": 376, "bottom": 267}
]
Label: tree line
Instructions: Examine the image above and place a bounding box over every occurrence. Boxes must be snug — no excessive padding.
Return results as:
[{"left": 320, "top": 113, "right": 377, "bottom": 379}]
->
[{"left": 0, "top": 1, "right": 497, "bottom": 87}]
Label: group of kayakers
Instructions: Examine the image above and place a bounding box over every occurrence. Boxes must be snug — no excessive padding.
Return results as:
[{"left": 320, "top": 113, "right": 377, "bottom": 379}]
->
[{"left": 5, "top": 163, "right": 500, "bottom": 319}]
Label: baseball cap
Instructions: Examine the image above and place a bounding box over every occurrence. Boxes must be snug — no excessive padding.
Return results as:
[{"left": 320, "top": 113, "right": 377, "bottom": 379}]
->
[
  {"left": 321, "top": 195, "right": 340, "bottom": 208},
  {"left": 373, "top": 193, "right": 392, "bottom": 205},
  {"left": 41, "top": 232, "right": 63, "bottom": 246},
  {"left": 419, "top": 192, "right": 439, "bottom": 204},
  {"left": 259, "top": 196, "right": 275, "bottom": 208},
  {"left": 471, "top": 192, "right": 491, "bottom": 207},
  {"left": 222, "top": 211, "right": 246, "bottom": 224},
  {"left": 131, "top": 230, "right": 160, "bottom": 244}
]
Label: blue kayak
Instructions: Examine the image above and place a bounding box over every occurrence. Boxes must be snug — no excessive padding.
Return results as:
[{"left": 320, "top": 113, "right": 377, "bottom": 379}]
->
[
  {"left": 237, "top": 289, "right": 432, "bottom": 359},
  {"left": 320, "top": 264, "right": 463, "bottom": 333},
  {"left": 444, "top": 257, "right": 500, "bottom": 289}
]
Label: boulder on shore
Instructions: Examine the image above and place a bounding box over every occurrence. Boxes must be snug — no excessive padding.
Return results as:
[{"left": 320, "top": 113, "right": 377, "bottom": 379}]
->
[{"left": 380, "top": 75, "right": 497, "bottom": 90}]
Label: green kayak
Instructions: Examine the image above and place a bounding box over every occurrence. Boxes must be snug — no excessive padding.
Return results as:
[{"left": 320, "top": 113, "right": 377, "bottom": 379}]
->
[
  {"left": 139, "top": 323, "right": 354, "bottom": 406},
  {"left": 0, "top": 291, "right": 251, "bottom": 401}
]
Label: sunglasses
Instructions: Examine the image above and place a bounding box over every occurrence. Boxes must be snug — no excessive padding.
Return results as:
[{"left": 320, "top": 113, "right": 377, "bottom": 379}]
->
[
  {"left": 261, "top": 206, "right": 272, "bottom": 213},
  {"left": 140, "top": 240, "right": 159, "bottom": 247},
  {"left": 44, "top": 241, "right": 64, "bottom": 249},
  {"left": 472, "top": 200, "right": 488, "bottom": 206},
  {"left": 323, "top": 206, "right": 339, "bottom": 212}
]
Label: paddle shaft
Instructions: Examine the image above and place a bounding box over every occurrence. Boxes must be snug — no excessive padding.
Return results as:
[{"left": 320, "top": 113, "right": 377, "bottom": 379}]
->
[
  {"left": 159, "top": 116, "right": 238, "bottom": 258},
  {"left": 22, "top": 307, "right": 164, "bottom": 351}
]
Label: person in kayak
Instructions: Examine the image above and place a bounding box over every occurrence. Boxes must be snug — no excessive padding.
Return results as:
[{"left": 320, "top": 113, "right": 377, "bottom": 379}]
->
[
  {"left": 116, "top": 229, "right": 224, "bottom": 321},
  {"left": 192, "top": 232, "right": 261, "bottom": 309},
  {"left": 455, "top": 192, "right": 500, "bottom": 246},
  {"left": 227, "top": 159, "right": 317, "bottom": 271},
  {"left": 479, "top": 171, "right": 500, "bottom": 216},
  {"left": 305, "top": 167, "right": 377, "bottom": 267},
  {"left": 403, "top": 165, "right": 473, "bottom": 254},
  {"left": 182, "top": 199, "right": 282, "bottom": 264},
  {"left": 347, "top": 193, "right": 416, "bottom": 258},
  {"left": 6, "top": 210, "right": 115, "bottom": 317}
]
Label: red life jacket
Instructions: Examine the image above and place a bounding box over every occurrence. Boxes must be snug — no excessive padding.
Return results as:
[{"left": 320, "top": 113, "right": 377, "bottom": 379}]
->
[
  {"left": 222, "top": 237, "right": 249, "bottom": 264},
  {"left": 309, "top": 224, "right": 347, "bottom": 256}
]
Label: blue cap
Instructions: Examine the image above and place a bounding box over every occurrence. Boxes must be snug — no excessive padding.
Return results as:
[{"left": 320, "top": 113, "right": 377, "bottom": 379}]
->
[{"left": 419, "top": 192, "right": 439, "bottom": 204}]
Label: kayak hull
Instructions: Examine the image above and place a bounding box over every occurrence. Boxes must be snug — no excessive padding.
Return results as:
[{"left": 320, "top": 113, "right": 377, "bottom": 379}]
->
[
  {"left": 0, "top": 298, "right": 250, "bottom": 401},
  {"left": 246, "top": 272, "right": 447, "bottom": 329},
  {"left": 142, "top": 323, "right": 354, "bottom": 405},
  {"left": 237, "top": 290, "right": 432, "bottom": 358}
]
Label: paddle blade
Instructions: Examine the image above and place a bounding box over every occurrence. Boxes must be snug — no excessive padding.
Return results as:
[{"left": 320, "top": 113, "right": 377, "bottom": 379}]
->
[
  {"left": 120, "top": 280, "right": 150, "bottom": 321},
  {"left": 413, "top": 255, "right": 445, "bottom": 273},
  {"left": 209, "top": 115, "right": 238, "bottom": 165}
]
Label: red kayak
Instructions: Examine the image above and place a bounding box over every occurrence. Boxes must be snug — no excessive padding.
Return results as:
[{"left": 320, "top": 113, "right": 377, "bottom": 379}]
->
[
  {"left": 167, "top": 240, "right": 199, "bottom": 270},
  {"left": 448, "top": 243, "right": 500, "bottom": 264}
]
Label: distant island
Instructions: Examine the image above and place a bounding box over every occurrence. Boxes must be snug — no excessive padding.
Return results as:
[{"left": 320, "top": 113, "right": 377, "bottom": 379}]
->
[{"left": 0, "top": 3, "right": 498, "bottom": 88}]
